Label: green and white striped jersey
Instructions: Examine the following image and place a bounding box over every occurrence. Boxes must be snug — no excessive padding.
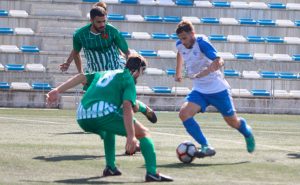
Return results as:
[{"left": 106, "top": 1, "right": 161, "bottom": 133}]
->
[
  {"left": 77, "top": 69, "right": 136, "bottom": 120},
  {"left": 73, "top": 23, "right": 129, "bottom": 72}
]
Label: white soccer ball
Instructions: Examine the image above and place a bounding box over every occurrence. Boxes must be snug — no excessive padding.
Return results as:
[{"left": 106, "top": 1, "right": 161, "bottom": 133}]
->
[{"left": 176, "top": 141, "right": 197, "bottom": 163}]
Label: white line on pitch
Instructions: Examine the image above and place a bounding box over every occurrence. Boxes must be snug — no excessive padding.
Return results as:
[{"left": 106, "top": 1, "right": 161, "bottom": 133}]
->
[{"left": 0, "top": 116, "right": 298, "bottom": 153}]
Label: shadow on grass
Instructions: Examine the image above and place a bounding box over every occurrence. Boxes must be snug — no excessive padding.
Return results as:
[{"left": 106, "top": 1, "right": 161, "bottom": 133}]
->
[
  {"left": 157, "top": 161, "right": 250, "bottom": 168},
  {"left": 52, "top": 131, "right": 91, "bottom": 135},
  {"left": 33, "top": 154, "right": 127, "bottom": 162},
  {"left": 287, "top": 153, "right": 300, "bottom": 159},
  {"left": 54, "top": 176, "right": 140, "bottom": 184},
  {"left": 22, "top": 176, "right": 141, "bottom": 184}
]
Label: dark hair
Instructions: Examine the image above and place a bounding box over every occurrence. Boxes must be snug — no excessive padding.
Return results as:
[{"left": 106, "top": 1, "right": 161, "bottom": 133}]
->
[
  {"left": 125, "top": 55, "right": 147, "bottom": 73},
  {"left": 90, "top": 7, "right": 107, "bottom": 19},
  {"left": 176, "top": 20, "right": 194, "bottom": 35}
]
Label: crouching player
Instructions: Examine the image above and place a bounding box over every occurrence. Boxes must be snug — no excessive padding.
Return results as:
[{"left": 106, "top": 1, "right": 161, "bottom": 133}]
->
[{"left": 47, "top": 55, "right": 173, "bottom": 182}]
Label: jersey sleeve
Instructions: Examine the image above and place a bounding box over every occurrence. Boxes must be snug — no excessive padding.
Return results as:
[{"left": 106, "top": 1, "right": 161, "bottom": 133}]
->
[
  {"left": 113, "top": 28, "right": 129, "bottom": 54},
  {"left": 197, "top": 38, "right": 218, "bottom": 61},
  {"left": 73, "top": 31, "right": 82, "bottom": 52},
  {"left": 122, "top": 71, "right": 136, "bottom": 107},
  {"left": 83, "top": 73, "right": 96, "bottom": 91}
]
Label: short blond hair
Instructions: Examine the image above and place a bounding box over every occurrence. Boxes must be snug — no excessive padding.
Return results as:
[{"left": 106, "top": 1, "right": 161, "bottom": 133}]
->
[{"left": 93, "top": 2, "right": 107, "bottom": 12}]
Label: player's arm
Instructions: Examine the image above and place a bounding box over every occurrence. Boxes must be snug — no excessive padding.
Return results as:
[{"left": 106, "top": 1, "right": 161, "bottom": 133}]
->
[
  {"left": 119, "top": 48, "right": 131, "bottom": 60},
  {"left": 123, "top": 100, "right": 137, "bottom": 155},
  {"left": 175, "top": 52, "right": 184, "bottom": 82},
  {"left": 73, "top": 50, "right": 83, "bottom": 73},
  {"left": 72, "top": 32, "right": 84, "bottom": 73},
  {"left": 60, "top": 50, "right": 75, "bottom": 72},
  {"left": 46, "top": 73, "right": 86, "bottom": 105},
  {"left": 114, "top": 28, "right": 130, "bottom": 59},
  {"left": 193, "top": 57, "right": 224, "bottom": 78},
  {"left": 193, "top": 39, "right": 224, "bottom": 78}
]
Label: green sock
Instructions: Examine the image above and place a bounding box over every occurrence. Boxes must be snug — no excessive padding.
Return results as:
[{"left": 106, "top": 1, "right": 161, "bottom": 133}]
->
[
  {"left": 137, "top": 100, "right": 147, "bottom": 113},
  {"left": 139, "top": 137, "right": 157, "bottom": 175},
  {"left": 103, "top": 132, "right": 116, "bottom": 169}
]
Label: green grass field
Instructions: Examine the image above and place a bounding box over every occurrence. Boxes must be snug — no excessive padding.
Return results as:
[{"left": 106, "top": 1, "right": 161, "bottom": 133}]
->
[{"left": 0, "top": 108, "right": 299, "bottom": 185}]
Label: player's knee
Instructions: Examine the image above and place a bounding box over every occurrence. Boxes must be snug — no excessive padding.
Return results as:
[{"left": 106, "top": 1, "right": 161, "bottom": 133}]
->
[
  {"left": 226, "top": 118, "right": 240, "bottom": 129},
  {"left": 136, "top": 128, "right": 150, "bottom": 139},
  {"left": 179, "top": 109, "right": 190, "bottom": 121},
  {"left": 132, "top": 104, "right": 139, "bottom": 113}
]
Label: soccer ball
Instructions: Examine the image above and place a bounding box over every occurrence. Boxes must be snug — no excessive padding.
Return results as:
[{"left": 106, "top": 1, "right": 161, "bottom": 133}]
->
[{"left": 176, "top": 141, "right": 197, "bottom": 163}]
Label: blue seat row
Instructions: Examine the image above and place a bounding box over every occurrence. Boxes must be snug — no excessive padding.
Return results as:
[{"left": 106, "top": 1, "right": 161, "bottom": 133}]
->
[
  {"left": 0, "top": 82, "right": 52, "bottom": 90},
  {"left": 107, "top": 14, "right": 300, "bottom": 27},
  {"left": 82, "top": 1, "right": 294, "bottom": 11},
  {"left": 0, "top": 45, "right": 39, "bottom": 53},
  {"left": 137, "top": 49, "right": 300, "bottom": 62},
  {"left": 224, "top": 70, "right": 300, "bottom": 79},
  {"left": 120, "top": 31, "right": 299, "bottom": 45}
]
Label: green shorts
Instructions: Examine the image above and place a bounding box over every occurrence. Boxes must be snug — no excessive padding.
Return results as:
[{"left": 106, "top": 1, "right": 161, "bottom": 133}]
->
[{"left": 77, "top": 111, "right": 135, "bottom": 138}]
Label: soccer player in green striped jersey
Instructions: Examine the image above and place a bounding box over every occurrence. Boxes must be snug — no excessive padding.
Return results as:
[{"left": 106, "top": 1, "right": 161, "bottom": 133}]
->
[
  {"left": 60, "top": 5, "right": 157, "bottom": 125},
  {"left": 73, "top": 8, "right": 129, "bottom": 73},
  {"left": 46, "top": 55, "right": 173, "bottom": 182}
]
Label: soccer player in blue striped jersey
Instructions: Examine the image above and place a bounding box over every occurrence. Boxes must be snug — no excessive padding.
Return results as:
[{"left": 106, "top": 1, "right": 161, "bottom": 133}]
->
[
  {"left": 47, "top": 55, "right": 173, "bottom": 182},
  {"left": 175, "top": 20, "right": 255, "bottom": 158}
]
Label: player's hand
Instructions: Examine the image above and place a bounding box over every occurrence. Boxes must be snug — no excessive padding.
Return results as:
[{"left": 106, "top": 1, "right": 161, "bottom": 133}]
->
[
  {"left": 60, "top": 62, "right": 70, "bottom": 72},
  {"left": 46, "top": 89, "right": 59, "bottom": 106},
  {"left": 125, "top": 136, "right": 138, "bottom": 155},
  {"left": 175, "top": 74, "right": 183, "bottom": 82},
  {"left": 209, "top": 58, "right": 224, "bottom": 72}
]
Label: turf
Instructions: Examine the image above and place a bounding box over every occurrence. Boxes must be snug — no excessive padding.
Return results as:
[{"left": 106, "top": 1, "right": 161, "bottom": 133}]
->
[{"left": 0, "top": 108, "right": 299, "bottom": 185}]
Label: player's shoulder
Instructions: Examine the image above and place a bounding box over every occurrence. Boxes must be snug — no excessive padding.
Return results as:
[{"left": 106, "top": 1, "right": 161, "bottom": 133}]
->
[
  {"left": 105, "top": 23, "right": 119, "bottom": 32},
  {"left": 121, "top": 69, "right": 134, "bottom": 82},
  {"left": 74, "top": 23, "right": 91, "bottom": 36},
  {"left": 196, "top": 35, "right": 209, "bottom": 44},
  {"left": 176, "top": 39, "right": 182, "bottom": 47}
]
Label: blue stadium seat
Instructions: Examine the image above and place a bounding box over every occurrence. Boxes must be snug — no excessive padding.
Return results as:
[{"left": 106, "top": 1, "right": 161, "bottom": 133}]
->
[
  {"left": 21, "top": 45, "right": 39, "bottom": 52},
  {"left": 138, "top": 50, "right": 157, "bottom": 57},
  {"left": 235, "top": 53, "right": 253, "bottom": 60},
  {"left": 164, "top": 16, "right": 181, "bottom": 23},
  {"left": 0, "top": 82, "right": 10, "bottom": 90},
  {"left": 224, "top": 69, "right": 240, "bottom": 77},
  {"left": 108, "top": 14, "right": 125, "bottom": 21},
  {"left": 0, "top": 10, "right": 8, "bottom": 16},
  {"left": 152, "top": 33, "right": 170, "bottom": 39},
  {"left": 278, "top": 72, "right": 298, "bottom": 79},
  {"left": 247, "top": 36, "right": 265, "bottom": 42},
  {"left": 144, "top": 15, "right": 163, "bottom": 22},
  {"left": 152, "top": 86, "right": 172, "bottom": 93},
  {"left": 201, "top": 17, "right": 219, "bottom": 24},
  {"left": 209, "top": 35, "right": 227, "bottom": 41},
  {"left": 120, "top": 0, "right": 137, "bottom": 4},
  {"left": 268, "top": 3, "right": 286, "bottom": 9},
  {"left": 170, "top": 33, "right": 178, "bottom": 40},
  {"left": 295, "top": 20, "right": 300, "bottom": 26},
  {"left": 251, "top": 89, "right": 270, "bottom": 96},
  {"left": 0, "top": 27, "right": 14, "bottom": 34},
  {"left": 32, "top": 83, "right": 52, "bottom": 90},
  {"left": 82, "top": 0, "right": 99, "bottom": 2},
  {"left": 260, "top": 71, "right": 279, "bottom": 78},
  {"left": 176, "top": 0, "right": 193, "bottom": 6},
  {"left": 120, "top": 32, "right": 131, "bottom": 38},
  {"left": 258, "top": 19, "right": 275, "bottom": 26},
  {"left": 212, "top": 1, "right": 231, "bottom": 7},
  {"left": 265, "top": 36, "right": 284, "bottom": 43},
  {"left": 293, "top": 55, "right": 300, "bottom": 61},
  {"left": 166, "top": 69, "right": 176, "bottom": 75},
  {"left": 239, "top": 18, "right": 257, "bottom": 25},
  {"left": 5, "top": 64, "right": 25, "bottom": 71}
]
